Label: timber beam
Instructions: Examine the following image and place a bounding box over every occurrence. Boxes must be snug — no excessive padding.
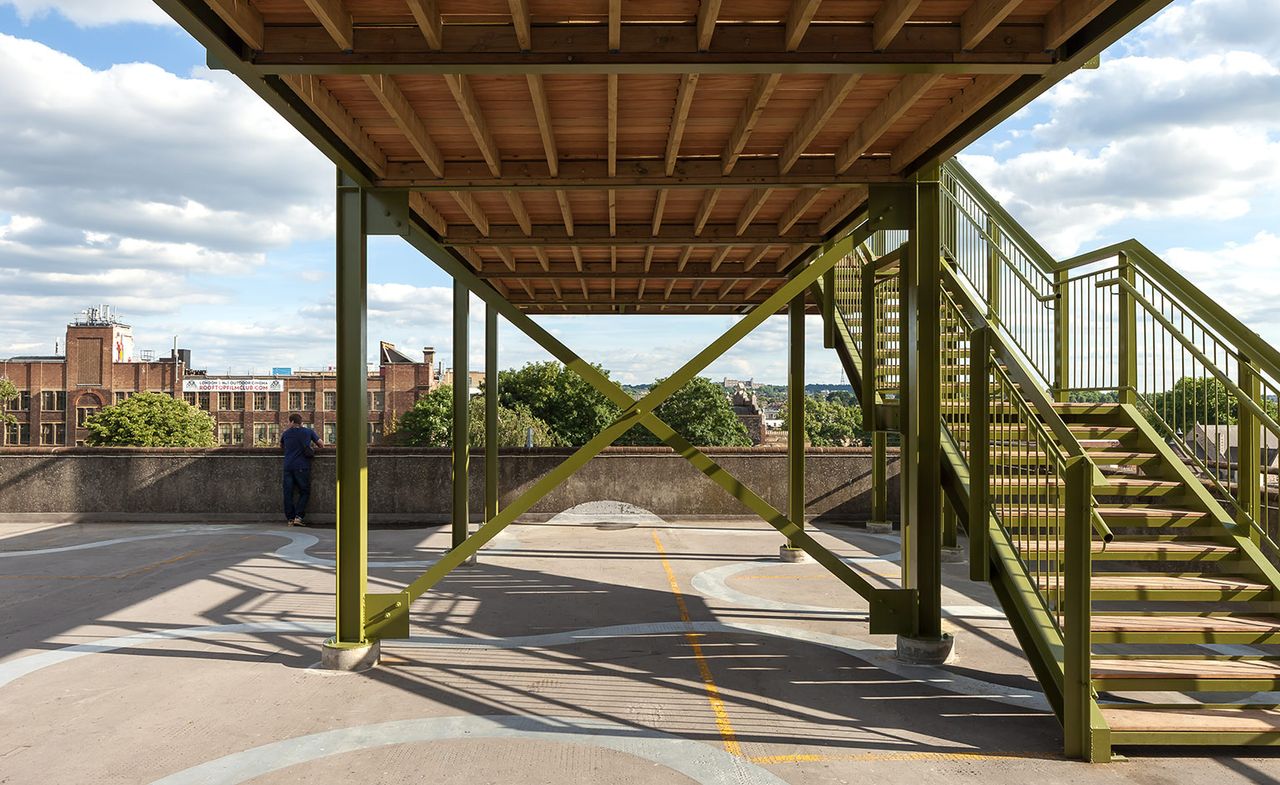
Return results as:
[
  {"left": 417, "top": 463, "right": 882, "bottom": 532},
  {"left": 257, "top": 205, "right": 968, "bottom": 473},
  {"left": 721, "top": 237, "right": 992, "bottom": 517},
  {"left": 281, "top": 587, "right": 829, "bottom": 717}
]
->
[
  {"left": 446, "top": 224, "right": 824, "bottom": 246},
  {"left": 248, "top": 24, "right": 1057, "bottom": 75}
]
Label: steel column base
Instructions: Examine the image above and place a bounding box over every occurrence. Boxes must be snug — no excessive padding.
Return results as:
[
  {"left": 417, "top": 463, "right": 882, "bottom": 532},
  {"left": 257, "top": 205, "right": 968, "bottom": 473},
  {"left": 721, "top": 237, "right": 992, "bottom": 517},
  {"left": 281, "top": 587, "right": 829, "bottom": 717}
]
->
[
  {"left": 941, "top": 545, "right": 966, "bottom": 564},
  {"left": 778, "top": 545, "right": 810, "bottom": 563},
  {"left": 321, "top": 638, "right": 380, "bottom": 671},
  {"left": 895, "top": 633, "right": 955, "bottom": 665},
  {"left": 866, "top": 521, "right": 894, "bottom": 534}
]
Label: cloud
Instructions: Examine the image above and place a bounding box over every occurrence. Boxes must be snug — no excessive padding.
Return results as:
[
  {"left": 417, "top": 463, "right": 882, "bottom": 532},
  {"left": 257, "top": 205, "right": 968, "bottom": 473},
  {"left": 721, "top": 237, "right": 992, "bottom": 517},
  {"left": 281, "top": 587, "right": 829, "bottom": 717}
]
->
[
  {"left": 1161, "top": 232, "right": 1280, "bottom": 336},
  {"left": 1, "top": 1, "right": 171, "bottom": 26}
]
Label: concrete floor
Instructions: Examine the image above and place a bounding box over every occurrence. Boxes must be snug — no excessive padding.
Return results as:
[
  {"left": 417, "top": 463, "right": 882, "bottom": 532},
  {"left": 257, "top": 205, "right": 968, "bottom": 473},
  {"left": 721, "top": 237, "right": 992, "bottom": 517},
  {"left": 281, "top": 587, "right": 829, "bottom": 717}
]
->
[{"left": 0, "top": 509, "right": 1277, "bottom": 785}]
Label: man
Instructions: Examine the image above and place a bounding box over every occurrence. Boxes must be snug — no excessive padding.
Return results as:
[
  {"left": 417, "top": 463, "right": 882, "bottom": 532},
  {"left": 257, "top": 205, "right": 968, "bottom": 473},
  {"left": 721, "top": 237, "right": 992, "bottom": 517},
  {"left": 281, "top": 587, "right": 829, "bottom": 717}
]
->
[{"left": 281, "top": 413, "right": 323, "bottom": 526}]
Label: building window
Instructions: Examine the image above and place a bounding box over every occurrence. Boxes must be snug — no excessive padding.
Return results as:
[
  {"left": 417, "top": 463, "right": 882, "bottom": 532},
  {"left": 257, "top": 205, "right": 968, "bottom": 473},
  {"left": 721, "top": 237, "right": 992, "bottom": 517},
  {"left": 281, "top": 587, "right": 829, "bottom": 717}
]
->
[
  {"left": 269, "top": 391, "right": 281, "bottom": 411},
  {"left": 323, "top": 422, "right": 337, "bottom": 445},
  {"left": 40, "top": 391, "right": 66, "bottom": 412},
  {"left": 323, "top": 390, "right": 336, "bottom": 411},
  {"left": 4, "top": 390, "right": 30, "bottom": 411},
  {"left": 77, "top": 406, "right": 99, "bottom": 427},
  {"left": 183, "top": 392, "right": 196, "bottom": 406},
  {"left": 288, "top": 391, "right": 316, "bottom": 411},
  {"left": 217, "top": 392, "right": 246, "bottom": 411},
  {"left": 254, "top": 422, "right": 281, "bottom": 446},
  {"left": 113, "top": 391, "right": 131, "bottom": 405},
  {"left": 368, "top": 391, "right": 385, "bottom": 411},
  {"left": 252, "top": 391, "right": 281, "bottom": 411},
  {"left": 4, "top": 422, "right": 30, "bottom": 445},
  {"left": 367, "top": 422, "right": 383, "bottom": 445},
  {"left": 40, "top": 422, "right": 65, "bottom": 446},
  {"left": 217, "top": 423, "right": 243, "bottom": 446}
]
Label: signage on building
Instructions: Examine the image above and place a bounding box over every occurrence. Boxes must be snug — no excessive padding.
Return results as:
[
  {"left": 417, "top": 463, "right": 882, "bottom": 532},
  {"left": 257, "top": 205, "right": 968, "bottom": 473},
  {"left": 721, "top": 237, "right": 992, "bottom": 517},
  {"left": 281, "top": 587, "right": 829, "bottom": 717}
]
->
[
  {"left": 182, "top": 379, "right": 285, "bottom": 393},
  {"left": 271, "top": 367, "right": 293, "bottom": 376}
]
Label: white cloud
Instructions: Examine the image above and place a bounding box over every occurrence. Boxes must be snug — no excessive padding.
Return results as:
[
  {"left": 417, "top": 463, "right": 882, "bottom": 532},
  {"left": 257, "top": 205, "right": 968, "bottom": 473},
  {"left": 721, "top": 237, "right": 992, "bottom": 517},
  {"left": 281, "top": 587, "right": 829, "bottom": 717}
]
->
[
  {"left": 1, "top": 1, "right": 171, "bottom": 26},
  {"left": 1161, "top": 232, "right": 1280, "bottom": 337}
]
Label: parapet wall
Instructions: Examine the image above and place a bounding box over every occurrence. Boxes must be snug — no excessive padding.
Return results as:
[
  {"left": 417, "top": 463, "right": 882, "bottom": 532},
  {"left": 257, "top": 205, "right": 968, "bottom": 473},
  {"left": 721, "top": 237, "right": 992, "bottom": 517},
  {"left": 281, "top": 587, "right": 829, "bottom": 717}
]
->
[{"left": 0, "top": 446, "right": 900, "bottom": 524}]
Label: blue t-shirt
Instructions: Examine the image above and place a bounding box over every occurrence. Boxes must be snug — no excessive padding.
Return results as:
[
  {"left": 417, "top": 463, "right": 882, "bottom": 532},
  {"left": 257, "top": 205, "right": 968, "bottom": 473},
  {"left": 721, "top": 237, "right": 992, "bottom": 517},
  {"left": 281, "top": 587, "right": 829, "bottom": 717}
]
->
[{"left": 281, "top": 427, "right": 320, "bottom": 471}]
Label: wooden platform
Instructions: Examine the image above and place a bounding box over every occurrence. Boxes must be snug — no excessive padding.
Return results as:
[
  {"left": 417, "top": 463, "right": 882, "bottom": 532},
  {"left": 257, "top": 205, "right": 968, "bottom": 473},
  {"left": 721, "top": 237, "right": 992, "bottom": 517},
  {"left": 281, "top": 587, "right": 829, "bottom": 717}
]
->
[{"left": 157, "top": 0, "right": 1170, "bottom": 312}]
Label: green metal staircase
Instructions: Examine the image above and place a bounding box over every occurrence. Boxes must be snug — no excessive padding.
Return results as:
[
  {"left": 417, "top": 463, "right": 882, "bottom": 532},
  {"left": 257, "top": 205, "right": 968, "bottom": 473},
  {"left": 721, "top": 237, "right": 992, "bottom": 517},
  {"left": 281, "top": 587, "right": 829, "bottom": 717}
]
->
[{"left": 823, "top": 161, "right": 1280, "bottom": 759}]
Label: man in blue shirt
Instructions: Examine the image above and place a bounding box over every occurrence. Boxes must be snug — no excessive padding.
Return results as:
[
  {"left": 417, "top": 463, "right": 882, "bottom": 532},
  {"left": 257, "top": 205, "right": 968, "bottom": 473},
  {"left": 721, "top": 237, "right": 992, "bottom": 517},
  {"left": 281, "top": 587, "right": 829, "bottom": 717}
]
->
[{"left": 281, "top": 413, "right": 323, "bottom": 526}]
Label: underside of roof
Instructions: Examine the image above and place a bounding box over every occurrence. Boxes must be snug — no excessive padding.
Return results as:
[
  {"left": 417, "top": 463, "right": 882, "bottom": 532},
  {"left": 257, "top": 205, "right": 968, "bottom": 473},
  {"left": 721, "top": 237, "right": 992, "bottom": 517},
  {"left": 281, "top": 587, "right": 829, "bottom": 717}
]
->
[{"left": 157, "top": 0, "right": 1171, "bottom": 314}]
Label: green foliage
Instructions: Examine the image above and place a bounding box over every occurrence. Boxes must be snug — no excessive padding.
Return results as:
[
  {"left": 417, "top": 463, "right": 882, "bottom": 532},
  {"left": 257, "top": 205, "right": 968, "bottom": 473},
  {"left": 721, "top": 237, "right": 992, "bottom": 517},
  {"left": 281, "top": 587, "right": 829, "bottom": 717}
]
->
[
  {"left": 618, "top": 375, "right": 751, "bottom": 447},
  {"left": 1067, "top": 390, "right": 1118, "bottom": 403},
  {"left": 497, "top": 361, "right": 621, "bottom": 446},
  {"left": 0, "top": 378, "right": 16, "bottom": 437},
  {"left": 781, "top": 393, "right": 865, "bottom": 447},
  {"left": 84, "top": 392, "right": 216, "bottom": 447},
  {"left": 1143, "top": 376, "right": 1277, "bottom": 435},
  {"left": 395, "top": 385, "right": 563, "bottom": 447}
]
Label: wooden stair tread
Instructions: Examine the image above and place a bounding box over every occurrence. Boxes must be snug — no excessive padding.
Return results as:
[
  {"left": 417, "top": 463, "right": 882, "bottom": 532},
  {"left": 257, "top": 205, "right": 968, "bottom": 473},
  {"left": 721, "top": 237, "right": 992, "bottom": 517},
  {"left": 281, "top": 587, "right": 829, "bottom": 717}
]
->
[
  {"left": 1018, "top": 540, "right": 1234, "bottom": 555},
  {"left": 1102, "top": 706, "right": 1280, "bottom": 733},
  {"left": 1092, "top": 615, "right": 1280, "bottom": 634},
  {"left": 1093, "top": 659, "right": 1280, "bottom": 679},
  {"left": 995, "top": 506, "right": 1208, "bottom": 519},
  {"left": 1040, "top": 574, "right": 1267, "bottom": 591}
]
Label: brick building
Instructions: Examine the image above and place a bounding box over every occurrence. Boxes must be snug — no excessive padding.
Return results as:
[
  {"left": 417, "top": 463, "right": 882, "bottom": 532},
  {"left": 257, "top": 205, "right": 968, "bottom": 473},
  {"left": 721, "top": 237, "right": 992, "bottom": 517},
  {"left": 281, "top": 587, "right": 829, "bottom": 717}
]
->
[{"left": 1, "top": 308, "right": 443, "bottom": 447}]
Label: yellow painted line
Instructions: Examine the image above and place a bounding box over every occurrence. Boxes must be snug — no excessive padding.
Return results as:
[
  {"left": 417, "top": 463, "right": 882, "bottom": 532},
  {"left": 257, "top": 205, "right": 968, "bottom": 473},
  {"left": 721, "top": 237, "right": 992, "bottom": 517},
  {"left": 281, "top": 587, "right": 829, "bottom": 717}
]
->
[
  {"left": 749, "top": 750, "right": 1062, "bottom": 764},
  {"left": 736, "top": 575, "right": 830, "bottom": 580},
  {"left": 651, "top": 530, "right": 742, "bottom": 758}
]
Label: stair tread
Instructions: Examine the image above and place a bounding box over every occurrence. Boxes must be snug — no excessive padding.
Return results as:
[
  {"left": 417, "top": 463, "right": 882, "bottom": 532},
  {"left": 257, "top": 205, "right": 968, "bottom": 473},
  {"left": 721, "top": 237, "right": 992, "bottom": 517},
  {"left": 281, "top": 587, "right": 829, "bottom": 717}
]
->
[
  {"left": 995, "top": 505, "right": 1208, "bottom": 519},
  {"left": 1040, "top": 574, "right": 1268, "bottom": 590},
  {"left": 1092, "top": 615, "right": 1280, "bottom": 634},
  {"left": 1093, "top": 659, "right": 1280, "bottom": 679},
  {"left": 1102, "top": 706, "right": 1280, "bottom": 733},
  {"left": 1018, "top": 540, "right": 1235, "bottom": 555}
]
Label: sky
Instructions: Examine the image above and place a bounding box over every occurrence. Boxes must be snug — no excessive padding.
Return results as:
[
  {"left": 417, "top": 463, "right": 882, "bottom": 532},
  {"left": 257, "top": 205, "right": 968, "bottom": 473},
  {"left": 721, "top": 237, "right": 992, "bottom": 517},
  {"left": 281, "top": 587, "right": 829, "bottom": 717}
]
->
[{"left": 0, "top": 0, "right": 1276, "bottom": 385}]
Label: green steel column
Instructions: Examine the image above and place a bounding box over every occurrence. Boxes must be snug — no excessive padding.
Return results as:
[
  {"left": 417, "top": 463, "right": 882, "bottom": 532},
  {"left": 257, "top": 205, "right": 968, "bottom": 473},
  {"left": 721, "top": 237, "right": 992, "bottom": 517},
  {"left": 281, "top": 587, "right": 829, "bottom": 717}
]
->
[
  {"left": 452, "top": 280, "right": 470, "bottom": 548},
  {"left": 969, "top": 326, "right": 991, "bottom": 582},
  {"left": 787, "top": 293, "right": 806, "bottom": 548},
  {"left": 942, "top": 496, "right": 957, "bottom": 549},
  {"left": 1062, "top": 455, "right": 1094, "bottom": 760},
  {"left": 485, "top": 304, "right": 499, "bottom": 523},
  {"left": 986, "top": 216, "right": 1001, "bottom": 323},
  {"left": 1054, "top": 267, "right": 1070, "bottom": 402},
  {"left": 860, "top": 260, "right": 877, "bottom": 415},
  {"left": 334, "top": 170, "right": 369, "bottom": 646},
  {"left": 871, "top": 430, "right": 889, "bottom": 527},
  {"left": 913, "top": 175, "right": 944, "bottom": 640},
  {"left": 898, "top": 238, "right": 916, "bottom": 592},
  {"left": 822, "top": 268, "right": 835, "bottom": 349},
  {"left": 1117, "top": 252, "right": 1137, "bottom": 405},
  {"left": 1237, "top": 355, "right": 1261, "bottom": 542}
]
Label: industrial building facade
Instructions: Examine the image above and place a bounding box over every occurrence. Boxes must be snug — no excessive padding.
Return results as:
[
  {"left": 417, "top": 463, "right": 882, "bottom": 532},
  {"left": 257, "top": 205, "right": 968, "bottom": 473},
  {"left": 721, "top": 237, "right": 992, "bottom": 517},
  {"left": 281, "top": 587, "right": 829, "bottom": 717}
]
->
[{"left": 1, "top": 309, "right": 442, "bottom": 447}]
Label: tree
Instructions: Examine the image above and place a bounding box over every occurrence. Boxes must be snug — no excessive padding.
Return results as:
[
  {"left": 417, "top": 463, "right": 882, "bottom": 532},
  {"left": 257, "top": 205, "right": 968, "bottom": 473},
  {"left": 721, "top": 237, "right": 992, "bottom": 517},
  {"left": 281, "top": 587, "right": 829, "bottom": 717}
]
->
[
  {"left": 0, "top": 378, "right": 16, "bottom": 445},
  {"left": 1144, "top": 375, "right": 1277, "bottom": 435},
  {"left": 84, "top": 392, "right": 216, "bottom": 447},
  {"left": 395, "top": 385, "right": 563, "bottom": 447},
  {"left": 497, "top": 361, "right": 621, "bottom": 446},
  {"left": 618, "top": 375, "right": 751, "bottom": 447},
  {"left": 781, "top": 394, "right": 865, "bottom": 447}
]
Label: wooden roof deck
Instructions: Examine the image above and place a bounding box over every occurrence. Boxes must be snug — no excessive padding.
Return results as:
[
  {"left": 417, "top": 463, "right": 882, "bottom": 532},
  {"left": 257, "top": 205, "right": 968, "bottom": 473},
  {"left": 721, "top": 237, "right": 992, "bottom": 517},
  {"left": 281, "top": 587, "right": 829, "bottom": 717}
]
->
[{"left": 158, "top": 0, "right": 1169, "bottom": 313}]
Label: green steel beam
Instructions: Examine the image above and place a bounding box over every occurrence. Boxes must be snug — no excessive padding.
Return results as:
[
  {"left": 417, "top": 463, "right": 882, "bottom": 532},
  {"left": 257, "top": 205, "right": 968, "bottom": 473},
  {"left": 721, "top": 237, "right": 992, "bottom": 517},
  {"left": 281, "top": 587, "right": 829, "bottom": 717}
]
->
[
  {"left": 1062, "top": 455, "right": 1097, "bottom": 760},
  {"left": 1237, "top": 355, "right": 1261, "bottom": 542},
  {"left": 452, "top": 280, "right": 470, "bottom": 549},
  {"left": 485, "top": 305, "right": 500, "bottom": 522},
  {"left": 333, "top": 169, "right": 369, "bottom": 647},
  {"left": 1117, "top": 252, "right": 1137, "bottom": 405},
  {"left": 787, "top": 291, "right": 806, "bottom": 549},
  {"left": 969, "top": 326, "right": 991, "bottom": 582},
  {"left": 1054, "top": 266, "right": 1070, "bottom": 402},
  {"left": 913, "top": 174, "right": 945, "bottom": 640}
]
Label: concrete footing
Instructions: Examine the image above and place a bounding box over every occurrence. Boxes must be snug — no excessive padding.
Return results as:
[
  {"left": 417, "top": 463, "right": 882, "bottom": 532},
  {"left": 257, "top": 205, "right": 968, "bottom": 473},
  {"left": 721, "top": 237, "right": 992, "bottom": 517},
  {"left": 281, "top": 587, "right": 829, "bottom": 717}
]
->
[
  {"left": 320, "top": 639, "right": 380, "bottom": 671},
  {"left": 941, "top": 545, "right": 966, "bottom": 563},
  {"left": 896, "top": 633, "right": 955, "bottom": 665},
  {"left": 778, "top": 545, "right": 810, "bottom": 563},
  {"left": 865, "top": 521, "right": 894, "bottom": 534}
]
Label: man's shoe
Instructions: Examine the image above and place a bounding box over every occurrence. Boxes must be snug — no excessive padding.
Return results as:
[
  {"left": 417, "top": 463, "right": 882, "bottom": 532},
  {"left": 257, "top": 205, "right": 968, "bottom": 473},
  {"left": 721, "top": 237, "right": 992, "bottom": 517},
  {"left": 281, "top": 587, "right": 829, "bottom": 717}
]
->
[{"left": 288, "top": 517, "right": 304, "bottom": 527}]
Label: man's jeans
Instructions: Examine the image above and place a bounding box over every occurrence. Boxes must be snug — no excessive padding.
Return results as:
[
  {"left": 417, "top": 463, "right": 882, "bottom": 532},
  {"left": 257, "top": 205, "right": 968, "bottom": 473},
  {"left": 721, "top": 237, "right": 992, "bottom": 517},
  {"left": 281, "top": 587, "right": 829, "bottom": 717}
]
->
[{"left": 283, "top": 468, "right": 311, "bottom": 521}]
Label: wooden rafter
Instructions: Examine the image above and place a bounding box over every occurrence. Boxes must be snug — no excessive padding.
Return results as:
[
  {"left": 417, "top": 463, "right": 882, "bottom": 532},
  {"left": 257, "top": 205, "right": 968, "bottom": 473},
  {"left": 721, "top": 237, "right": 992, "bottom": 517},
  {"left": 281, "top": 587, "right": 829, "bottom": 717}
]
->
[
  {"left": 301, "top": 0, "right": 353, "bottom": 50},
  {"left": 735, "top": 189, "right": 773, "bottom": 235},
  {"left": 873, "top": 0, "right": 924, "bottom": 51},
  {"left": 409, "top": 192, "right": 447, "bottom": 237},
  {"left": 818, "top": 186, "right": 868, "bottom": 235},
  {"left": 777, "top": 188, "right": 823, "bottom": 234},
  {"left": 677, "top": 246, "right": 694, "bottom": 271},
  {"left": 784, "top": 0, "right": 824, "bottom": 51},
  {"left": 526, "top": 75, "right": 559, "bottom": 176},
  {"left": 1045, "top": 0, "right": 1111, "bottom": 50},
  {"left": 722, "top": 74, "right": 781, "bottom": 175},
  {"left": 504, "top": 192, "right": 532, "bottom": 235},
  {"left": 696, "top": 0, "right": 723, "bottom": 51},
  {"left": 709, "top": 246, "right": 733, "bottom": 271},
  {"left": 362, "top": 74, "right": 444, "bottom": 177},
  {"left": 961, "top": 0, "right": 1025, "bottom": 50},
  {"left": 607, "top": 74, "right": 618, "bottom": 176},
  {"left": 743, "top": 246, "right": 770, "bottom": 272},
  {"left": 404, "top": 0, "right": 442, "bottom": 49},
  {"left": 555, "top": 191, "right": 575, "bottom": 236},
  {"left": 890, "top": 75, "right": 1018, "bottom": 172},
  {"left": 450, "top": 192, "right": 490, "bottom": 236},
  {"left": 281, "top": 75, "right": 386, "bottom": 178},
  {"left": 532, "top": 247, "right": 551, "bottom": 271},
  {"left": 444, "top": 74, "right": 502, "bottom": 176},
  {"left": 608, "top": 0, "right": 621, "bottom": 50},
  {"left": 834, "top": 74, "right": 941, "bottom": 173},
  {"left": 651, "top": 189, "right": 669, "bottom": 235},
  {"left": 694, "top": 190, "right": 720, "bottom": 234},
  {"left": 507, "top": 0, "right": 532, "bottom": 50},
  {"left": 666, "top": 73, "right": 700, "bottom": 175},
  {"left": 778, "top": 74, "right": 859, "bottom": 174},
  {"left": 494, "top": 247, "right": 518, "bottom": 272},
  {"left": 207, "top": 0, "right": 264, "bottom": 50}
]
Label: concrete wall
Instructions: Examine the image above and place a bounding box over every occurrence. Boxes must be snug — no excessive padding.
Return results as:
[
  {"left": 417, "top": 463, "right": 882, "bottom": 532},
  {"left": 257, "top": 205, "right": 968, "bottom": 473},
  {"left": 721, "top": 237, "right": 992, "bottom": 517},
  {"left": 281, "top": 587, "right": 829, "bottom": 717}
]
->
[{"left": 0, "top": 446, "right": 900, "bottom": 524}]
